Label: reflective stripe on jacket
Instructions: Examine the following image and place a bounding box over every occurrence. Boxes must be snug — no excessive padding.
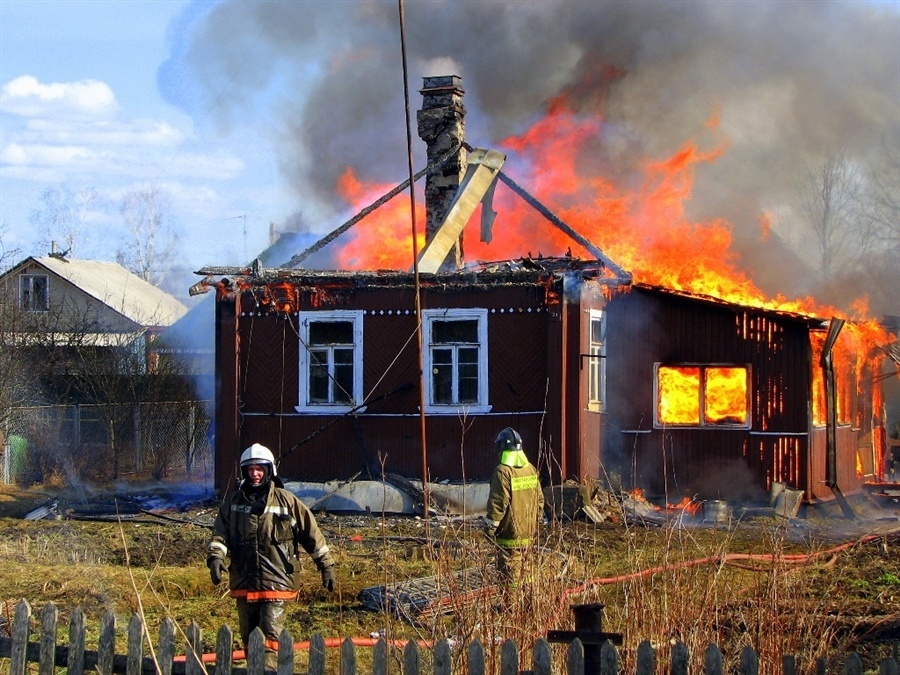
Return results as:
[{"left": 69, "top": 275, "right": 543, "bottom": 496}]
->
[
  {"left": 207, "top": 482, "right": 333, "bottom": 600},
  {"left": 485, "top": 455, "right": 544, "bottom": 549}
]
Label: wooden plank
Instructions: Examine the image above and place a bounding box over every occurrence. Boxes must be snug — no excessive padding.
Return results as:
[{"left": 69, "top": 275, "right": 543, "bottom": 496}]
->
[
  {"left": 186, "top": 622, "right": 203, "bottom": 675},
  {"left": 600, "top": 641, "right": 618, "bottom": 675},
  {"left": 403, "top": 639, "right": 419, "bottom": 675},
  {"left": 39, "top": 601, "right": 58, "bottom": 675},
  {"left": 68, "top": 607, "right": 85, "bottom": 675},
  {"left": 156, "top": 618, "right": 175, "bottom": 675},
  {"left": 126, "top": 615, "right": 142, "bottom": 675},
  {"left": 670, "top": 642, "right": 689, "bottom": 675},
  {"left": 567, "top": 639, "right": 584, "bottom": 675},
  {"left": 783, "top": 654, "right": 796, "bottom": 675},
  {"left": 739, "top": 646, "right": 758, "bottom": 675},
  {"left": 276, "top": 629, "right": 294, "bottom": 675},
  {"left": 308, "top": 634, "right": 325, "bottom": 675},
  {"left": 635, "top": 640, "right": 655, "bottom": 675},
  {"left": 246, "top": 629, "right": 266, "bottom": 675},
  {"left": 533, "top": 639, "right": 551, "bottom": 675},
  {"left": 435, "top": 640, "right": 453, "bottom": 675},
  {"left": 704, "top": 643, "right": 723, "bottom": 675},
  {"left": 373, "top": 638, "right": 388, "bottom": 675},
  {"left": 341, "top": 637, "right": 356, "bottom": 675},
  {"left": 97, "top": 611, "right": 116, "bottom": 675},
  {"left": 417, "top": 148, "right": 506, "bottom": 273},
  {"left": 215, "top": 625, "right": 234, "bottom": 675},
  {"left": 10, "top": 599, "right": 31, "bottom": 675},
  {"left": 468, "top": 638, "right": 485, "bottom": 675},
  {"left": 845, "top": 652, "right": 864, "bottom": 675}
]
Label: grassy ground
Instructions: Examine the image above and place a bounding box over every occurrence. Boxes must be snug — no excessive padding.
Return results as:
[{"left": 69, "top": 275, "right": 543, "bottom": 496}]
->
[{"left": 1, "top": 481, "right": 899, "bottom": 674}]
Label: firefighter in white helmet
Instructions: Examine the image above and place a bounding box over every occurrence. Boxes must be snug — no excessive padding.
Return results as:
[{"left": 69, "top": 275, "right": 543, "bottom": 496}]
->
[{"left": 207, "top": 443, "right": 336, "bottom": 668}]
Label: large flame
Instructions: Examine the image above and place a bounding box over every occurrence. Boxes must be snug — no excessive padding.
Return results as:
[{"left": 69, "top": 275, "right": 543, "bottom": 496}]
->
[{"left": 330, "top": 100, "right": 891, "bottom": 351}]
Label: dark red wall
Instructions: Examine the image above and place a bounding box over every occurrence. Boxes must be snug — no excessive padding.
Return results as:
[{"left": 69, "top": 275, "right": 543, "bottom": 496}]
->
[
  {"left": 214, "top": 279, "right": 570, "bottom": 493},
  {"left": 603, "top": 286, "right": 817, "bottom": 502}
]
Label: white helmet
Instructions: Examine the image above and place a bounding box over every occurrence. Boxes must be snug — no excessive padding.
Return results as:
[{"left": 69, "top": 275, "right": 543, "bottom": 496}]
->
[{"left": 240, "top": 443, "right": 277, "bottom": 476}]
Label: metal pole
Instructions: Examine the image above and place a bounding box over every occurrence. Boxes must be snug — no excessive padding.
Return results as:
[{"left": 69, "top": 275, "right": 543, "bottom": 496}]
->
[{"left": 397, "top": 0, "right": 430, "bottom": 526}]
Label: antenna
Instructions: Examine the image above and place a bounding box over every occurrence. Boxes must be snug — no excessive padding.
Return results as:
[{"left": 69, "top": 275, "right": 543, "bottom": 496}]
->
[{"left": 227, "top": 215, "right": 248, "bottom": 262}]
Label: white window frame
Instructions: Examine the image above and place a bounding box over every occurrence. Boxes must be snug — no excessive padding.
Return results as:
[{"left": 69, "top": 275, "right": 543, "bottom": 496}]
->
[
  {"left": 296, "top": 310, "right": 364, "bottom": 414},
  {"left": 19, "top": 274, "right": 49, "bottom": 312},
  {"left": 422, "top": 308, "right": 491, "bottom": 415},
  {"left": 587, "top": 309, "right": 606, "bottom": 412}
]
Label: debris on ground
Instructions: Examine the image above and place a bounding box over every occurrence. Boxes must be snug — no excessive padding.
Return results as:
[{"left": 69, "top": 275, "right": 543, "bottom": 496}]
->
[{"left": 359, "top": 566, "right": 498, "bottom": 625}]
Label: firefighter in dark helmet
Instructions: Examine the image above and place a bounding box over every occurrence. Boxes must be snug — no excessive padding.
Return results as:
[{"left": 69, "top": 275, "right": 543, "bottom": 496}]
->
[
  {"left": 484, "top": 427, "right": 545, "bottom": 593},
  {"left": 207, "top": 443, "right": 336, "bottom": 668}
]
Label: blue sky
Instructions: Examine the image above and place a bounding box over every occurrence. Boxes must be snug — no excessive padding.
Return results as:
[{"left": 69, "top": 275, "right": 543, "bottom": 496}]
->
[{"left": 0, "top": 0, "right": 296, "bottom": 289}]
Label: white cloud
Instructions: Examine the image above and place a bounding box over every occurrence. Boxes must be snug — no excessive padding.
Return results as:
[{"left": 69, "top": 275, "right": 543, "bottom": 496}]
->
[
  {"left": 0, "top": 75, "right": 245, "bottom": 185},
  {"left": 0, "top": 75, "right": 118, "bottom": 118}
]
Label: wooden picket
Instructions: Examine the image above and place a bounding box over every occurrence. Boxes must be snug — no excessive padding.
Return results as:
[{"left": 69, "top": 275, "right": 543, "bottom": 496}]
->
[{"left": 1, "top": 599, "right": 897, "bottom": 675}]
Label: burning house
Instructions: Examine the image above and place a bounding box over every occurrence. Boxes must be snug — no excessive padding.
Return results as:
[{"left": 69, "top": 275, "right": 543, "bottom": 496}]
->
[{"left": 197, "top": 76, "right": 889, "bottom": 509}]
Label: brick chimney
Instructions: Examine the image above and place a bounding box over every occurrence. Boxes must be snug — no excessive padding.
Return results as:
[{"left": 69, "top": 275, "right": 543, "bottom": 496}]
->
[{"left": 417, "top": 75, "right": 466, "bottom": 270}]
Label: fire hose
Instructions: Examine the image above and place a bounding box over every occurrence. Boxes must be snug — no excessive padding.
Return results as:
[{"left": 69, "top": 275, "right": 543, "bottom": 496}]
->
[
  {"left": 173, "top": 636, "right": 434, "bottom": 664},
  {"left": 176, "top": 529, "right": 896, "bottom": 664},
  {"left": 552, "top": 530, "right": 896, "bottom": 629}
]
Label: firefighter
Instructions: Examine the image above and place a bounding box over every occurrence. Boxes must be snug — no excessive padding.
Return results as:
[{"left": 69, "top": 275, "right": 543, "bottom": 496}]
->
[
  {"left": 484, "top": 427, "right": 545, "bottom": 598},
  {"left": 207, "top": 443, "right": 336, "bottom": 668}
]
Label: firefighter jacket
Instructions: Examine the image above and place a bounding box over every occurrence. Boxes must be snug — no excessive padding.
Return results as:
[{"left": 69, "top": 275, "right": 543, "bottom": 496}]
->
[
  {"left": 485, "top": 449, "right": 544, "bottom": 548},
  {"left": 207, "top": 481, "right": 334, "bottom": 601}
]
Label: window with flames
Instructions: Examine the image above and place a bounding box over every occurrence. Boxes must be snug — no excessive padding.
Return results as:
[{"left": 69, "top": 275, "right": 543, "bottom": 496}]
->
[{"left": 655, "top": 364, "right": 750, "bottom": 428}]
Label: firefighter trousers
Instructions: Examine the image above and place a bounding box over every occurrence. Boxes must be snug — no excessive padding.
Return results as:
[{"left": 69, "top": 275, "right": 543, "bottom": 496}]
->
[{"left": 236, "top": 598, "right": 286, "bottom": 669}]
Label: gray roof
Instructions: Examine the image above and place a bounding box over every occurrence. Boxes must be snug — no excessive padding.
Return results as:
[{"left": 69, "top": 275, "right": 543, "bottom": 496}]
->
[{"left": 32, "top": 256, "right": 188, "bottom": 327}]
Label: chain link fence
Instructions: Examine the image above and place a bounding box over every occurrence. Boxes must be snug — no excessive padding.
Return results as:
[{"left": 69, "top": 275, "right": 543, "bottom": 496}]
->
[{"left": 1, "top": 401, "right": 213, "bottom": 485}]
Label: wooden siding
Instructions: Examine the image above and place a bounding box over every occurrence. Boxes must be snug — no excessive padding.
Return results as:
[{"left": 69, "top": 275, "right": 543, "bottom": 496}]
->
[
  {"left": 604, "top": 287, "right": 817, "bottom": 502},
  {"left": 808, "top": 426, "right": 865, "bottom": 500},
  {"left": 215, "top": 281, "right": 565, "bottom": 492}
]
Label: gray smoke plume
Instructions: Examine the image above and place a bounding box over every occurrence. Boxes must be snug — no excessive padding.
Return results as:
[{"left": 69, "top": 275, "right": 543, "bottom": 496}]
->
[{"left": 159, "top": 0, "right": 899, "bottom": 317}]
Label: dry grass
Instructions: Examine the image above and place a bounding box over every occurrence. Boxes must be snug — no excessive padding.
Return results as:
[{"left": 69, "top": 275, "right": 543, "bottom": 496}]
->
[{"left": 1, "top": 483, "right": 899, "bottom": 674}]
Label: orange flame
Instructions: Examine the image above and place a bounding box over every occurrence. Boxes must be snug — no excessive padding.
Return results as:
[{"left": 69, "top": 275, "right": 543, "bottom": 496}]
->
[{"left": 330, "top": 100, "right": 892, "bottom": 350}]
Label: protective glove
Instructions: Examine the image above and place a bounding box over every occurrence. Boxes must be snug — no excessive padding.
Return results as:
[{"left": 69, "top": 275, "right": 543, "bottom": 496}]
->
[
  {"left": 320, "top": 566, "right": 336, "bottom": 592},
  {"left": 208, "top": 558, "right": 227, "bottom": 585}
]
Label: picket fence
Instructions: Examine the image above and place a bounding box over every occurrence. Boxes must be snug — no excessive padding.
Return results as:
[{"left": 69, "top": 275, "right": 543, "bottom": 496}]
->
[{"left": 1, "top": 600, "right": 898, "bottom": 675}]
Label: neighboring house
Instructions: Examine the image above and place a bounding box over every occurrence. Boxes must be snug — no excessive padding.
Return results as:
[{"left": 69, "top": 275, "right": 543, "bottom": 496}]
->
[
  {"left": 0, "top": 253, "right": 188, "bottom": 397},
  {"left": 196, "top": 76, "right": 888, "bottom": 506}
]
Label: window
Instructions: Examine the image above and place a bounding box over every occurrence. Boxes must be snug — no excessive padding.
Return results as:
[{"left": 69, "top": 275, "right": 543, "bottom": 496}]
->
[
  {"left": 20, "top": 274, "right": 49, "bottom": 312},
  {"left": 423, "top": 308, "right": 490, "bottom": 414},
  {"left": 587, "top": 310, "right": 606, "bottom": 411},
  {"left": 296, "top": 311, "right": 363, "bottom": 413},
  {"left": 655, "top": 364, "right": 750, "bottom": 428}
]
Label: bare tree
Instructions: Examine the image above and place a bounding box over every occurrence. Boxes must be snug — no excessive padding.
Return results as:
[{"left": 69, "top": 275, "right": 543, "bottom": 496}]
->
[
  {"left": 29, "top": 186, "right": 99, "bottom": 257},
  {"left": 863, "top": 140, "right": 900, "bottom": 275},
  {"left": 0, "top": 223, "right": 21, "bottom": 273},
  {"left": 796, "top": 154, "right": 869, "bottom": 280},
  {"left": 116, "top": 186, "right": 179, "bottom": 286}
]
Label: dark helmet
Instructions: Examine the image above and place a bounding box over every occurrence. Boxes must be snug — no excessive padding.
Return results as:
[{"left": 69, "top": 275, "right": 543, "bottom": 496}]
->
[{"left": 495, "top": 427, "right": 523, "bottom": 453}]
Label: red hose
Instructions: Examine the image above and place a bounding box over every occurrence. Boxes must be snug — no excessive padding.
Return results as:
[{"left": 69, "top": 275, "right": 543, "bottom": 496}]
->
[
  {"left": 173, "top": 636, "right": 434, "bottom": 663},
  {"left": 558, "top": 534, "right": 876, "bottom": 607}
]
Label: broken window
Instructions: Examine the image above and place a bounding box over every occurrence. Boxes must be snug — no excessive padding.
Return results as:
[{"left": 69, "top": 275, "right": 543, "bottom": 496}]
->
[
  {"left": 20, "top": 274, "right": 49, "bottom": 312},
  {"left": 587, "top": 310, "right": 606, "bottom": 411},
  {"left": 655, "top": 364, "right": 750, "bottom": 428},
  {"left": 296, "top": 311, "right": 363, "bottom": 413},
  {"left": 423, "top": 308, "right": 490, "bottom": 414}
]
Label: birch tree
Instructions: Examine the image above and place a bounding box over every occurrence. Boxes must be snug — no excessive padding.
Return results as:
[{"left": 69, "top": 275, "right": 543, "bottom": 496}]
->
[{"left": 116, "top": 186, "right": 179, "bottom": 286}]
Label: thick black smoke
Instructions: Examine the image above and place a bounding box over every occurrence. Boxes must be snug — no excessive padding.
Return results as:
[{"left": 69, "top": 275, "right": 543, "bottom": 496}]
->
[{"left": 159, "top": 0, "right": 899, "bottom": 316}]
